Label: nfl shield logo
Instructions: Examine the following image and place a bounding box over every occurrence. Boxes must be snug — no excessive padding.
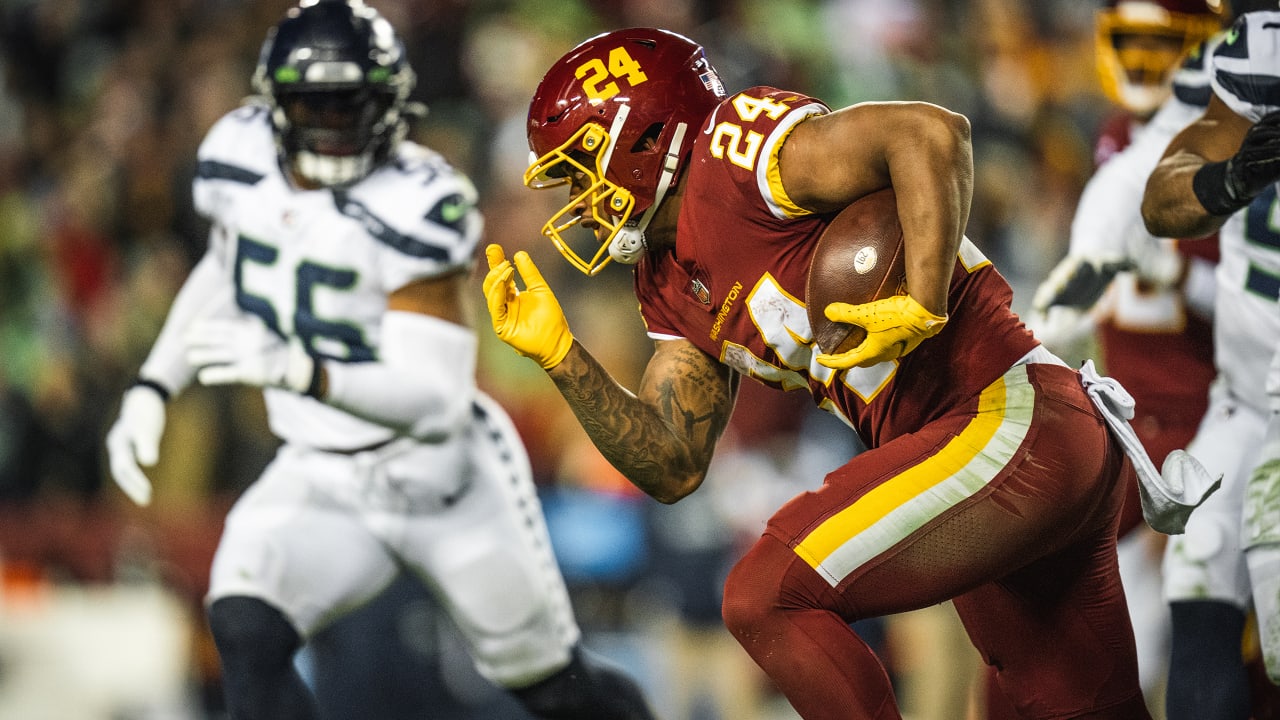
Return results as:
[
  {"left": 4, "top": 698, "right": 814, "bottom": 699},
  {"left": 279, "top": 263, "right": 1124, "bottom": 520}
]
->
[{"left": 690, "top": 278, "right": 711, "bottom": 305}]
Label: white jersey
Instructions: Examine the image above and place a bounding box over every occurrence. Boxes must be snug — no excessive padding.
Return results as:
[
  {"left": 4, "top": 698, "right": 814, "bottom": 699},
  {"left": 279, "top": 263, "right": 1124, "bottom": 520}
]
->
[
  {"left": 1207, "top": 12, "right": 1280, "bottom": 413},
  {"left": 192, "top": 102, "right": 481, "bottom": 449}
]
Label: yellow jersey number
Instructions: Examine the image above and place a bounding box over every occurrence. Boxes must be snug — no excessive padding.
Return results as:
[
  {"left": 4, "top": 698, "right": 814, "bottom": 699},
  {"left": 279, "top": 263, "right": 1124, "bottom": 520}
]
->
[{"left": 709, "top": 94, "right": 790, "bottom": 171}]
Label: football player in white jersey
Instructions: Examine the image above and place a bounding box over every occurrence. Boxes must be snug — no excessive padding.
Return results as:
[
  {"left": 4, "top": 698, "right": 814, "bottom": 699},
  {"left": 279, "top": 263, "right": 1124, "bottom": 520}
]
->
[
  {"left": 1143, "top": 8, "right": 1280, "bottom": 718},
  {"left": 103, "top": 2, "right": 655, "bottom": 719}
]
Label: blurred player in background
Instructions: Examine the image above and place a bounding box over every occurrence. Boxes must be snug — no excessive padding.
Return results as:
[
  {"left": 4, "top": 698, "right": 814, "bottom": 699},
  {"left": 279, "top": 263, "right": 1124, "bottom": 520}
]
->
[
  {"left": 1142, "top": 8, "right": 1280, "bottom": 718},
  {"left": 1031, "top": 0, "right": 1219, "bottom": 515},
  {"left": 1024, "top": 1, "right": 1221, "bottom": 712},
  {"left": 483, "top": 25, "right": 1218, "bottom": 720},
  {"left": 104, "top": 2, "right": 655, "bottom": 719}
]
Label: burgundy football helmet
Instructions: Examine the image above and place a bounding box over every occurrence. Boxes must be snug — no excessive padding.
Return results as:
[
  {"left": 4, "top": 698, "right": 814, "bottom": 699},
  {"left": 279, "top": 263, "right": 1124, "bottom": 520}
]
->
[
  {"left": 1095, "top": 0, "right": 1221, "bottom": 116},
  {"left": 525, "top": 28, "right": 726, "bottom": 275}
]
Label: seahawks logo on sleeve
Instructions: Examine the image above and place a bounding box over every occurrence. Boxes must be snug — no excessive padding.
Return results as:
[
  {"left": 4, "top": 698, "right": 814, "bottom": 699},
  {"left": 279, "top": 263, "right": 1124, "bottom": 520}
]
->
[
  {"left": 332, "top": 190, "right": 452, "bottom": 261},
  {"left": 1211, "top": 12, "right": 1280, "bottom": 120},
  {"left": 426, "top": 193, "right": 472, "bottom": 234}
]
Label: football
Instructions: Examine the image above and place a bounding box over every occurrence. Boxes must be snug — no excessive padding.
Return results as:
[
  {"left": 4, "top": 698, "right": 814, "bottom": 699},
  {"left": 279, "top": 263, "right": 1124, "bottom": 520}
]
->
[{"left": 805, "top": 188, "right": 908, "bottom": 355}]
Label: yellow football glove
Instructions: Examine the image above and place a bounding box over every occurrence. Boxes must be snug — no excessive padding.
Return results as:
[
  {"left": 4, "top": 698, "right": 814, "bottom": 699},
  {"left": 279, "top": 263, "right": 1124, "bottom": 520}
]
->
[
  {"left": 483, "top": 244, "right": 575, "bottom": 370},
  {"left": 815, "top": 294, "right": 947, "bottom": 370}
]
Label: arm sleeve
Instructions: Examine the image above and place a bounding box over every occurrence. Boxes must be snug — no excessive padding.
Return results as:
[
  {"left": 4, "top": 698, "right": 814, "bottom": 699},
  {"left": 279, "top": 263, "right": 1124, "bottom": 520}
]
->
[
  {"left": 322, "top": 310, "right": 478, "bottom": 442},
  {"left": 138, "top": 248, "right": 235, "bottom": 396}
]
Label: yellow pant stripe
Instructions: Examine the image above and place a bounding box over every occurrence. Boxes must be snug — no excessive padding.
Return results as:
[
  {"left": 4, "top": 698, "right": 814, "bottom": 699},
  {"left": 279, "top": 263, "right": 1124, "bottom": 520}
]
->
[{"left": 795, "top": 364, "right": 1036, "bottom": 587}]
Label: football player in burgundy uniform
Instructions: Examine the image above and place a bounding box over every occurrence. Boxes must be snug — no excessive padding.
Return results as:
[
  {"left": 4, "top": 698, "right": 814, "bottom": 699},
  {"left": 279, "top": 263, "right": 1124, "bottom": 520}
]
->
[
  {"left": 1032, "top": 0, "right": 1221, "bottom": 532},
  {"left": 482, "top": 27, "right": 1201, "bottom": 720}
]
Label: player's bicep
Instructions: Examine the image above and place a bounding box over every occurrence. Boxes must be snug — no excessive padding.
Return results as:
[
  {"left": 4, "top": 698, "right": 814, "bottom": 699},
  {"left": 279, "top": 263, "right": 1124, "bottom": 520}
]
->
[
  {"left": 637, "top": 338, "right": 738, "bottom": 469},
  {"left": 779, "top": 102, "right": 970, "bottom": 213},
  {"left": 387, "top": 270, "right": 470, "bottom": 327},
  {"left": 778, "top": 105, "right": 892, "bottom": 213}
]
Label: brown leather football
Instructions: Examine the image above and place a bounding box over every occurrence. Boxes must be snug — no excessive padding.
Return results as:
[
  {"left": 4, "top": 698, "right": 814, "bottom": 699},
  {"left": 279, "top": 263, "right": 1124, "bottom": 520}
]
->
[{"left": 805, "top": 188, "right": 908, "bottom": 355}]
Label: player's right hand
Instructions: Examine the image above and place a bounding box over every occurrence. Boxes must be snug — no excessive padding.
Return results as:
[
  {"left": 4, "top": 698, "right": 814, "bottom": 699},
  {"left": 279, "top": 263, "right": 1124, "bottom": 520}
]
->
[
  {"left": 105, "top": 384, "right": 166, "bottom": 506},
  {"left": 1024, "top": 304, "right": 1095, "bottom": 358},
  {"left": 482, "top": 244, "right": 575, "bottom": 370},
  {"left": 1124, "top": 231, "right": 1184, "bottom": 290}
]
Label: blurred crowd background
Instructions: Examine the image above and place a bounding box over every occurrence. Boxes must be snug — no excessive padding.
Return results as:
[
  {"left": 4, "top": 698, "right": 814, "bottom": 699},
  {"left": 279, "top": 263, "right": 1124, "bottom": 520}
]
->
[{"left": 0, "top": 0, "right": 1126, "bottom": 718}]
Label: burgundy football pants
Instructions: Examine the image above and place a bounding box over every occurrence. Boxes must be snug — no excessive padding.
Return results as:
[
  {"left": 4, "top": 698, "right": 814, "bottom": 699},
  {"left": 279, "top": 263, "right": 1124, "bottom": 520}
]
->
[{"left": 721, "top": 363, "right": 1150, "bottom": 720}]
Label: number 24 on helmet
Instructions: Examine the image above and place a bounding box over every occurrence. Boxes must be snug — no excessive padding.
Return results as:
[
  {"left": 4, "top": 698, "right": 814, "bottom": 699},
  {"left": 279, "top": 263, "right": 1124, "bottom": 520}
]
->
[{"left": 525, "top": 28, "right": 726, "bottom": 275}]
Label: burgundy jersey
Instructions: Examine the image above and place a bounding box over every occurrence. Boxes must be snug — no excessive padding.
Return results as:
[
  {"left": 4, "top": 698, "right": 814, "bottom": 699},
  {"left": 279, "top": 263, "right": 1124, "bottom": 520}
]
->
[{"left": 634, "top": 87, "right": 1039, "bottom": 449}]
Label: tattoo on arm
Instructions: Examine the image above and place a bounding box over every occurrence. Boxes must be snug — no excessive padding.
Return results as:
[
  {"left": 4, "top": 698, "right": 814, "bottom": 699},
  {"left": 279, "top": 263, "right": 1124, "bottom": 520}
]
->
[{"left": 548, "top": 340, "right": 735, "bottom": 502}]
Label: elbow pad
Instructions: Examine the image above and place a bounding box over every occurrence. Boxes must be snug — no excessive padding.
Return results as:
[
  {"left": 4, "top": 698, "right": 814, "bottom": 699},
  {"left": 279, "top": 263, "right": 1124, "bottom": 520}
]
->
[{"left": 324, "top": 311, "right": 478, "bottom": 441}]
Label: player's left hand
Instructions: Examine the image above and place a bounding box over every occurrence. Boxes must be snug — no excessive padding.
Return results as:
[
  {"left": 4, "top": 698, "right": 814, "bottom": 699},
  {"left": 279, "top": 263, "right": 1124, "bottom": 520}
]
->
[
  {"left": 816, "top": 294, "right": 947, "bottom": 369},
  {"left": 105, "top": 383, "right": 166, "bottom": 506},
  {"left": 185, "top": 316, "right": 315, "bottom": 393},
  {"left": 482, "top": 244, "right": 574, "bottom": 370}
]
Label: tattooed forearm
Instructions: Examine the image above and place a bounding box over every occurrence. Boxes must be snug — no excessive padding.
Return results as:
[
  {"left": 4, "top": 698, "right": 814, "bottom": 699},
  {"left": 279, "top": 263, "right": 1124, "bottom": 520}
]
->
[{"left": 546, "top": 339, "right": 735, "bottom": 503}]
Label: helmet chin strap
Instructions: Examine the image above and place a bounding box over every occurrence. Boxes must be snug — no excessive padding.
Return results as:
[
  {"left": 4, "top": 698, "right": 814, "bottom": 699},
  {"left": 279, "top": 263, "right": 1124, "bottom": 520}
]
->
[{"left": 608, "top": 121, "right": 688, "bottom": 265}]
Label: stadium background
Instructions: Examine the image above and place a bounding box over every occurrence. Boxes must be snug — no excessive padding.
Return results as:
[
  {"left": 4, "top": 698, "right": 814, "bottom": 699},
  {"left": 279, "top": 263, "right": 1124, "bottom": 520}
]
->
[{"left": 0, "top": 0, "right": 1122, "bottom": 718}]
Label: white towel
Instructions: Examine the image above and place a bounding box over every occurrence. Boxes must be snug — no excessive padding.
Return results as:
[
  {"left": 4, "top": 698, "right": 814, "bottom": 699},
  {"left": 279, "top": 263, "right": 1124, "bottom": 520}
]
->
[{"left": 1078, "top": 360, "right": 1221, "bottom": 534}]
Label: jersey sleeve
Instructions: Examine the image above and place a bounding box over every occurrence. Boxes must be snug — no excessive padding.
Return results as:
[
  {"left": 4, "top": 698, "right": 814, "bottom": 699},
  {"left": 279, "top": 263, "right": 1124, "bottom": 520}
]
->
[
  {"left": 1210, "top": 12, "right": 1280, "bottom": 122},
  {"left": 192, "top": 103, "right": 276, "bottom": 222},
  {"left": 707, "top": 87, "right": 829, "bottom": 220},
  {"left": 351, "top": 145, "right": 484, "bottom": 293}
]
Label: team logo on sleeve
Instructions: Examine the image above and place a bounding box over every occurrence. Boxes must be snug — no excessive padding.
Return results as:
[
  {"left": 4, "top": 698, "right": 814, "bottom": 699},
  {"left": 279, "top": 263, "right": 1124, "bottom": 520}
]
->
[{"left": 426, "top": 193, "right": 471, "bottom": 232}]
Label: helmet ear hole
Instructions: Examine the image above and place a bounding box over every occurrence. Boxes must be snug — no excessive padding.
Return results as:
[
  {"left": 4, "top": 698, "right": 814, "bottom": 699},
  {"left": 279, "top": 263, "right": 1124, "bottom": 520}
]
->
[{"left": 630, "top": 123, "right": 665, "bottom": 153}]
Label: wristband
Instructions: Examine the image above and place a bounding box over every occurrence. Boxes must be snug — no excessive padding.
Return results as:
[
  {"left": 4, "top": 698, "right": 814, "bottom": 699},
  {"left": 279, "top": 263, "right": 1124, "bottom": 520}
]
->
[
  {"left": 131, "top": 377, "right": 171, "bottom": 403},
  {"left": 1192, "top": 160, "right": 1251, "bottom": 216}
]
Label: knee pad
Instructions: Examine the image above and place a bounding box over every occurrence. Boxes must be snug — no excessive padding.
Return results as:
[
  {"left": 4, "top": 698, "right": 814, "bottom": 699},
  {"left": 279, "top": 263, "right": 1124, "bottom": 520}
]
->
[{"left": 1245, "top": 546, "right": 1280, "bottom": 682}]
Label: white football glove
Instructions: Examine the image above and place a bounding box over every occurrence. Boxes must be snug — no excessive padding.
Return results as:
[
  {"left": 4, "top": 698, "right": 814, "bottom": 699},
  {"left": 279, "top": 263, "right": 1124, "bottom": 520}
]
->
[
  {"left": 185, "top": 317, "right": 316, "bottom": 393},
  {"left": 105, "top": 384, "right": 167, "bottom": 506},
  {"left": 1123, "top": 229, "right": 1184, "bottom": 290}
]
